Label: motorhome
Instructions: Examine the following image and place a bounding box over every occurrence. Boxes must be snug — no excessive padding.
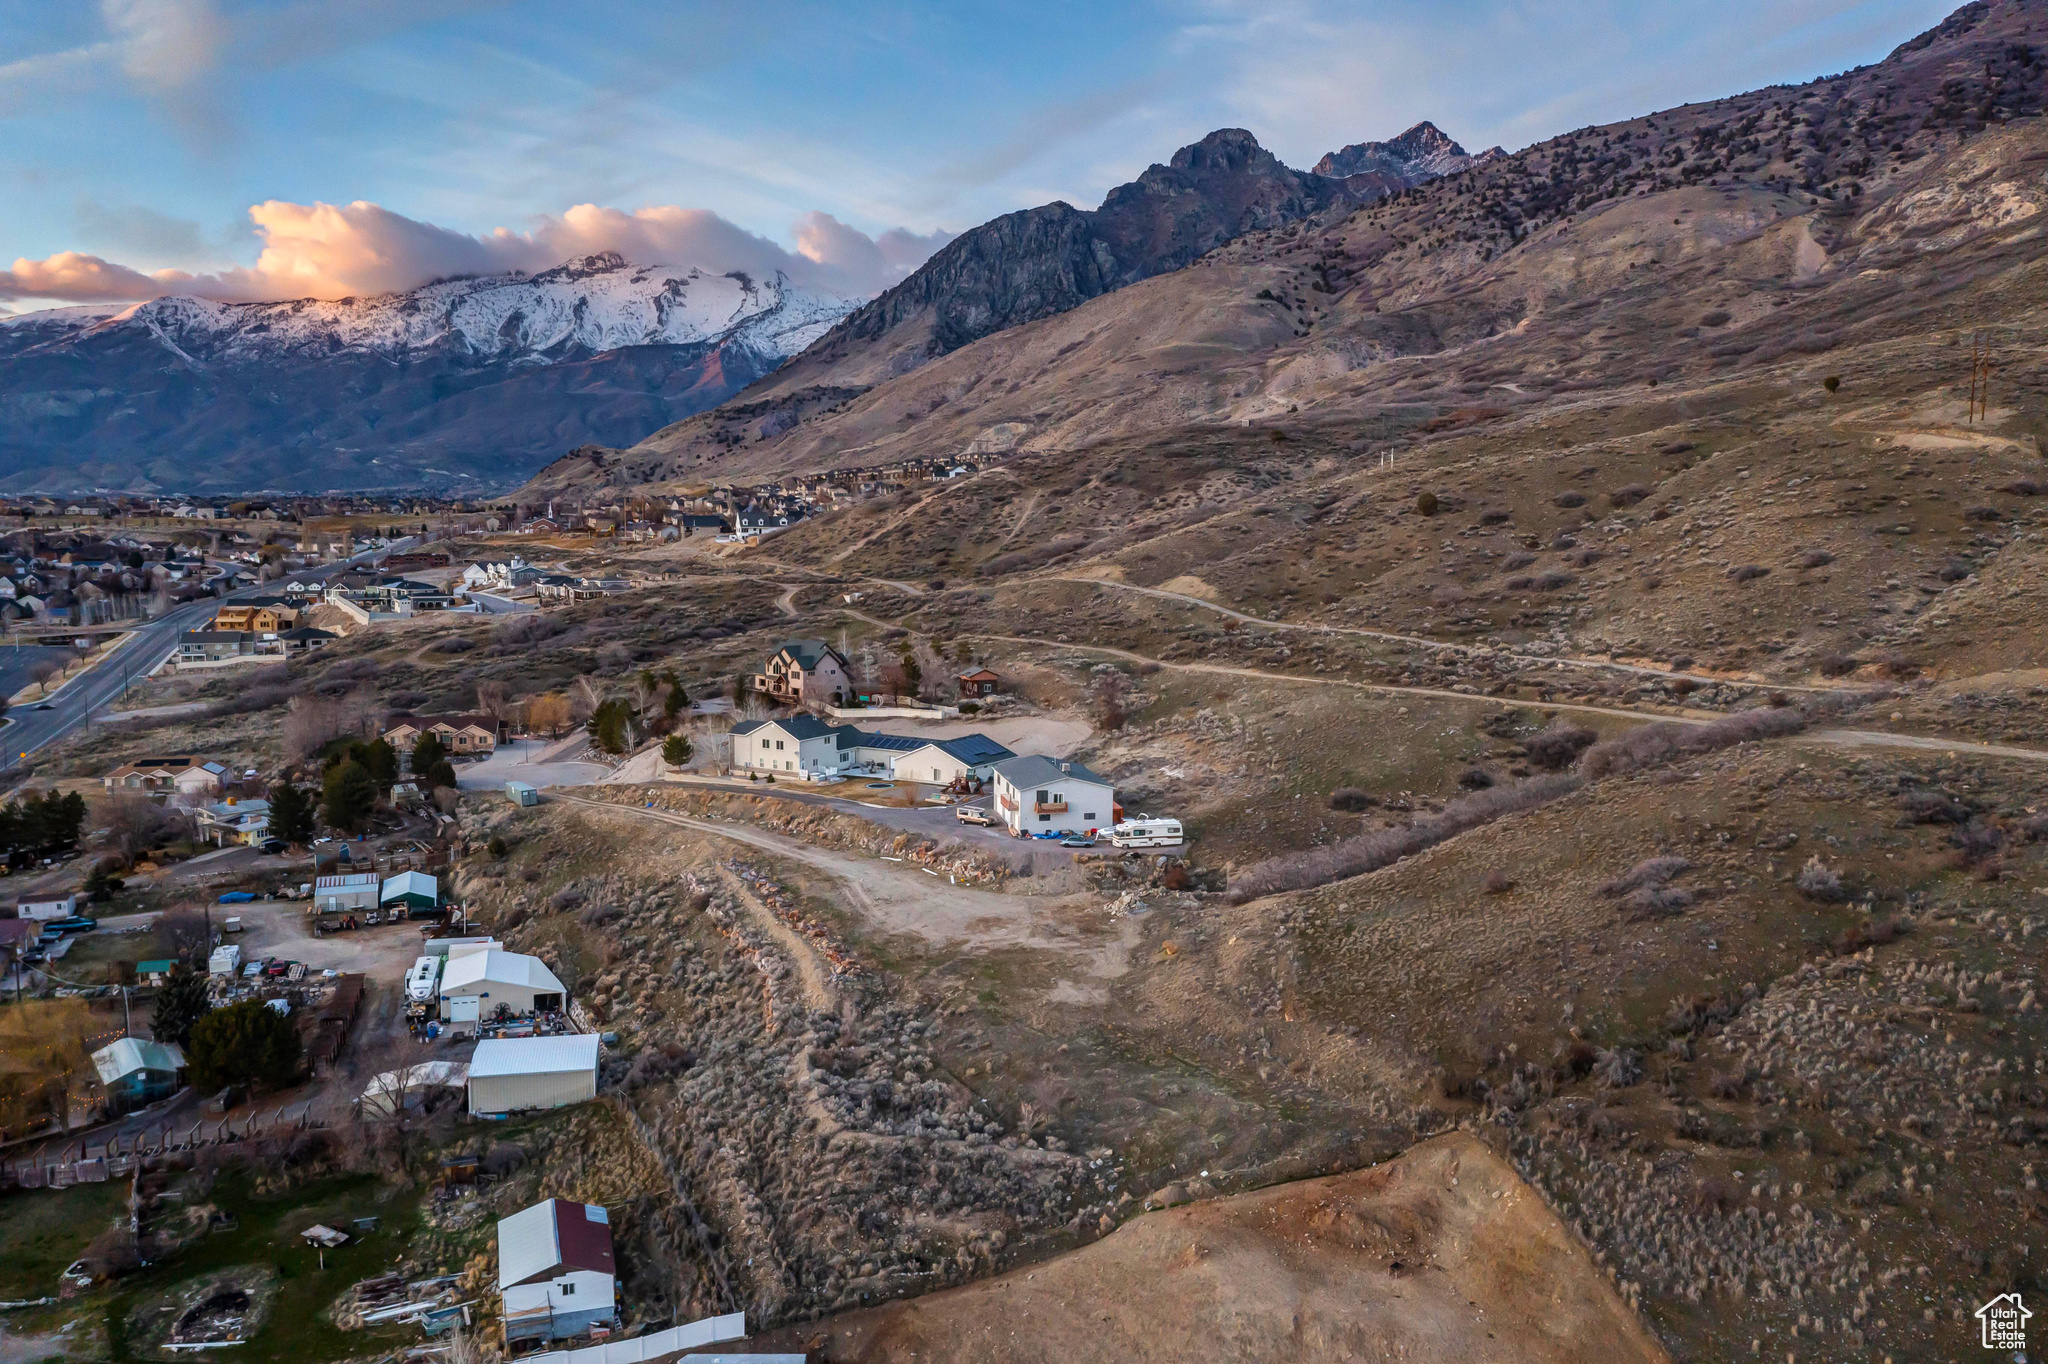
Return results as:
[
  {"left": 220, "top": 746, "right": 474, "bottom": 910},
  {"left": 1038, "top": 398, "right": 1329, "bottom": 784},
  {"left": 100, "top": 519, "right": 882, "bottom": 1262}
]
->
[
  {"left": 1110, "top": 817, "right": 1184, "bottom": 849},
  {"left": 406, "top": 955, "right": 443, "bottom": 1003}
]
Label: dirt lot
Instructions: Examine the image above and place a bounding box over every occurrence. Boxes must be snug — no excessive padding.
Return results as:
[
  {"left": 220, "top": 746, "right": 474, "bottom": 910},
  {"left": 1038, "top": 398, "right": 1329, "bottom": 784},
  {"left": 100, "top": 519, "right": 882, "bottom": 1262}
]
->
[{"left": 755, "top": 1131, "right": 1670, "bottom": 1364}]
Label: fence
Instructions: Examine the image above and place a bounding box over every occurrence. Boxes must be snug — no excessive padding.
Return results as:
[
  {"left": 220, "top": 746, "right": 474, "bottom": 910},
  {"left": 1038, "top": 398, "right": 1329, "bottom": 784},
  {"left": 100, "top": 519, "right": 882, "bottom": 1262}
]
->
[
  {"left": 520, "top": 1312, "right": 757, "bottom": 1364},
  {"left": 3, "top": 1102, "right": 317, "bottom": 1190}
]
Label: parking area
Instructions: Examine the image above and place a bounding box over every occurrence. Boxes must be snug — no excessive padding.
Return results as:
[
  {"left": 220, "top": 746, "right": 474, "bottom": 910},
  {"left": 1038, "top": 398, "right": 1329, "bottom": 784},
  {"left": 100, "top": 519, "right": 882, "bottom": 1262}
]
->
[{"left": 456, "top": 738, "right": 607, "bottom": 791}]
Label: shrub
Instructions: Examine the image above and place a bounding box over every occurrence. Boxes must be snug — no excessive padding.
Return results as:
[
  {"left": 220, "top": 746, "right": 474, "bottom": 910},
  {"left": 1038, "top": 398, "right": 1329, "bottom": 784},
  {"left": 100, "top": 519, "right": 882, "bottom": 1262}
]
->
[
  {"left": 1502, "top": 552, "right": 1536, "bottom": 570},
  {"left": 1799, "top": 550, "right": 1835, "bottom": 569},
  {"left": 1578, "top": 700, "right": 1832, "bottom": 779},
  {"left": 1997, "top": 478, "right": 2041, "bottom": 496},
  {"left": 1479, "top": 509, "right": 1512, "bottom": 525},
  {"left": 1834, "top": 918, "right": 1909, "bottom": 955},
  {"left": 1950, "top": 818, "right": 2005, "bottom": 862},
  {"left": 1326, "top": 787, "right": 1376, "bottom": 812},
  {"left": 1822, "top": 375, "right": 1841, "bottom": 393},
  {"left": 1817, "top": 652, "right": 1858, "bottom": 678},
  {"left": 1534, "top": 571, "right": 1575, "bottom": 590},
  {"left": 958, "top": 701, "right": 980, "bottom": 714},
  {"left": 1899, "top": 789, "right": 1969, "bottom": 824},
  {"left": 1594, "top": 1048, "right": 1642, "bottom": 1088},
  {"left": 1553, "top": 491, "right": 1586, "bottom": 508},
  {"left": 1728, "top": 564, "right": 1770, "bottom": 582},
  {"left": 429, "top": 635, "right": 476, "bottom": 654},
  {"left": 1795, "top": 855, "right": 1845, "bottom": 901},
  {"left": 1622, "top": 886, "right": 1694, "bottom": 920},
  {"left": 1598, "top": 855, "right": 1691, "bottom": 897},
  {"left": 1698, "top": 311, "right": 1731, "bottom": 328},
  {"left": 1457, "top": 766, "right": 1495, "bottom": 790},
  {"left": 1569, "top": 548, "right": 1602, "bottom": 567},
  {"left": 1609, "top": 484, "right": 1650, "bottom": 507},
  {"left": 487, "top": 835, "right": 509, "bottom": 858},
  {"left": 1230, "top": 773, "right": 1581, "bottom": 902},
  {"left": 1965, "top": 505, "right": 2004, "bottom": 522},
  {"left": 1523, "top": 722, "right": 1597, "bottom": 771},
  {"left": 1482, "top": 869, "right": 1515, "bottom": 895},
  {"left": 1416, "top": 491, "right": 1439, "bottom": 516}
]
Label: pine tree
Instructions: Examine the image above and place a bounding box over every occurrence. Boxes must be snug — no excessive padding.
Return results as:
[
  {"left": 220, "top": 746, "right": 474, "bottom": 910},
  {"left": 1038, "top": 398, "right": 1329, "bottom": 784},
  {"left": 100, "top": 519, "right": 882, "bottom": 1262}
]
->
[
  {"left": 321, "top": 758, "right": 377, "bottom": 833},
  {"left": 662, "top": 733, "right": 692, "bottom": 767},
  {"left": 150, "top": 965, "right": 211, "bottom": 1048},
  {"left": 186, "top": 998, "right": 302, "bottom": 1092},
  {"left": 268, "top": 780, "right": 316, "bottom": 846}
]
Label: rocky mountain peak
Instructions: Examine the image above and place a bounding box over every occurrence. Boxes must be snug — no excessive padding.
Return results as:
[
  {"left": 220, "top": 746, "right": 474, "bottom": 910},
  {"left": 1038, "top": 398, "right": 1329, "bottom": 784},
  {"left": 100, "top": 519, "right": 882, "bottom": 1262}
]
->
[{"left": 1168, "top": 127, "right": 1279, "bottom": 174}]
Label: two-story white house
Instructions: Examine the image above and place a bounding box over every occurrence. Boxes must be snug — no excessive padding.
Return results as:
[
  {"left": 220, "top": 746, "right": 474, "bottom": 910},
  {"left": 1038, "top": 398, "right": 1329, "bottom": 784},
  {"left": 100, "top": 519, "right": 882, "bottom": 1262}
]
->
[
  {"left": 989, "top": 755, "right": 1117, "bottom": 837},
  {"left": 729, "top": 714, "right": 859, "bottom": 776},
  {"left": 497, "top": 1198, "right": 618, "bottom": 1346}
]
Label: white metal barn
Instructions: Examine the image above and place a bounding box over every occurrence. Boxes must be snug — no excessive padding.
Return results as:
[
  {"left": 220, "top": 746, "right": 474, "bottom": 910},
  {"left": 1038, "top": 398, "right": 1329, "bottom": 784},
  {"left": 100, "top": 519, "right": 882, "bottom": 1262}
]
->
[
  {"left": 437, "top": 947, "right": 567, "bottom": 1022},
  {"left": 468, "top": 1035, "right": 600, "bottom": 1116}
]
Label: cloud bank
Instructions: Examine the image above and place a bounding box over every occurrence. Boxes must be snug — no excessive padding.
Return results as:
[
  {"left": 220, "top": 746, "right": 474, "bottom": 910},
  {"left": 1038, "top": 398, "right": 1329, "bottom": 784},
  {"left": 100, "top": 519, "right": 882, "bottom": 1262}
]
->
[{"left": 0, "top": 198, "right": 953, "bottom": 306}]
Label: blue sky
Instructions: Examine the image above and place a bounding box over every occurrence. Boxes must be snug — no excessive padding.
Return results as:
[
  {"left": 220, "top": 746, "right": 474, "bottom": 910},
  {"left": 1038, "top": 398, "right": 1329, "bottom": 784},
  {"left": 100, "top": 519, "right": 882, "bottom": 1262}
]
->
[{"left": 0, "top": 0, "right": 1960, "bottom": 307}]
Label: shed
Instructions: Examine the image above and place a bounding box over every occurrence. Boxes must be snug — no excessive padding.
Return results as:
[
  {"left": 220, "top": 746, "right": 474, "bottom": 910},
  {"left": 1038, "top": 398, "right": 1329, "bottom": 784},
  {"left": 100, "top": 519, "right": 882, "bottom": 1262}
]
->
[
  {"left": 314, "top": 872, "right": 380, "bottom": 914},
  {"left": 956, "top": 667, "right": 1001, "bottom": 697},
  {"left": 380, "top": 870, "right": 439, "bottom": 915},
  {"left": 91, "top": 1037, "right": 186, "bottom": 1113},
  {"left": 506, "top": 781, "right": 538, "bottom": 807},
  {"left": 468, "top": 1035, "right": 600, "bottom": 1116},
  {"left": 136, "top": 958, "right": 176, "bottom": 987}
]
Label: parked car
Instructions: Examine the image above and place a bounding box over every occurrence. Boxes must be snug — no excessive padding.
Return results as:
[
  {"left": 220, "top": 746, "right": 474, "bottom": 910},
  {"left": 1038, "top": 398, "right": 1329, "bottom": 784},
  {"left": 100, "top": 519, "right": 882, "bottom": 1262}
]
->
[
  {"left": 264, "top": 960, "right": 292, "bottom": 977},
  {"left": 258, "top": 839, "right": 287, "bottom": 855},
  {"left": 954, "top": 806, "right": 994, "bottom": 826},
  {"left": 1059, "top": 835, "right": 1094, "bottom": 848},
  {"left": 46, "top": 916, "right": 97, "bottom": 934}
]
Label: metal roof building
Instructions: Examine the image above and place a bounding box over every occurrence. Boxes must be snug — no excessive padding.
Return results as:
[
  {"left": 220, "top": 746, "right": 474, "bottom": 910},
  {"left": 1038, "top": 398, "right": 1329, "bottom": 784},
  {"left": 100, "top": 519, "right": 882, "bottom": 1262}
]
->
[
  {"left": 439, "top": 948, "right": 568, "bottom": 1024},
  {"left": 497, "top": 1197, "right": 617, "bottom": 1344},
  {"left": 468, "top": 1034, "right": 600, "bottom": 1116}
]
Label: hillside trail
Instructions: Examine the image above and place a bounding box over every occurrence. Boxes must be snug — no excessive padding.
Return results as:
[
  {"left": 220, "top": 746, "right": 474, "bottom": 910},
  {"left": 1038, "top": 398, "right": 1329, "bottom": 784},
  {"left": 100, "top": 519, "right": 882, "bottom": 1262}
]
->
[
  {"left": 834, "top": 610, "right": 2048, "bottom": 765},
  {"left": 556, "top": 794, "right": 1103, "bottom": 954},
  {"left": 1048, "top": 574, "right": 1847, "bottom": 694},
  {"left": 712, "top": 862, "right": 836, "bottom": 1010},
  {"left": 774, "top": 583, "right": 801, "bottom": 617}
]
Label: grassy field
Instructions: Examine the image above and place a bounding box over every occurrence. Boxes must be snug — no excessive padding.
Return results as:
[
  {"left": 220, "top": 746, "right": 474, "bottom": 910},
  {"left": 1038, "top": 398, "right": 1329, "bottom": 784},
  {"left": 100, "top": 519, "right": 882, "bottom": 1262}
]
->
[{"left": 0, "top": 1178, "right": 129, "bottom": 1296}]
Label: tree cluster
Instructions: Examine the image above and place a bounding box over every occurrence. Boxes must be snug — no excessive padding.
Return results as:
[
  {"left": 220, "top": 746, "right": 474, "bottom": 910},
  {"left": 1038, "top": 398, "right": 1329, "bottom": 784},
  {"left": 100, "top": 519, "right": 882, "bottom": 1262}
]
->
[{"left": 0, "top": 789, "right": 86, "bottom": 867}]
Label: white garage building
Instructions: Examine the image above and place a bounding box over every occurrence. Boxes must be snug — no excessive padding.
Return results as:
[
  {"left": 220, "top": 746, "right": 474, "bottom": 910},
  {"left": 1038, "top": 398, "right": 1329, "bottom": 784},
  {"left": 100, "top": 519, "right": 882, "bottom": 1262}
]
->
[
  {"left": 469, "top": 1034, "right": 601, "bottom": 1116},
  {"left": 438, "top": 946, "right": 567, "bottom": 1024}
]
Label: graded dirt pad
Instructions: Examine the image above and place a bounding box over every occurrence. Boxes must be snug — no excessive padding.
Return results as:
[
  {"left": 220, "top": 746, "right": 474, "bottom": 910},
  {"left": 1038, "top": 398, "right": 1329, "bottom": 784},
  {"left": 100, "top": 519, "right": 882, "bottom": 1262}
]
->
[{"left": 756, "top": 1133, "right": 1670, "bottom": 1364}]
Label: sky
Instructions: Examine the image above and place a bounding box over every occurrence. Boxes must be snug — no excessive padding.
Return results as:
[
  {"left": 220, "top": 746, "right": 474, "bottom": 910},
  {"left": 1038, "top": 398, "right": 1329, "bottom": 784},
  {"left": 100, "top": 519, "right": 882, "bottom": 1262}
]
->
[{"left": 0, "top": 0, "right": 1962, "bottom": 312}]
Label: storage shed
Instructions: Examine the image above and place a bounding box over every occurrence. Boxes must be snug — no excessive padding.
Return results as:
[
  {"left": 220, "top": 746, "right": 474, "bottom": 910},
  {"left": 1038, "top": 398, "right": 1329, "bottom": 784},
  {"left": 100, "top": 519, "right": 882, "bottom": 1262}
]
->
[
  {"left": 507, "top": 781, "right": 539, "bottom": 807},
  {"left": 380, "top": 870, "right": 440, "bottom": 916},
  {"left": 314, "top": 872, "right": 380, "bottom": 914},
  {"left": 497, "top": 1198, "right": 617, "bottom": 1344},
  {"left": 92, "top": 1038, "right": 186, "bottom": 1113},
  {"left": 468, "top": 1035, "right": 600, "bottom": 1116}
]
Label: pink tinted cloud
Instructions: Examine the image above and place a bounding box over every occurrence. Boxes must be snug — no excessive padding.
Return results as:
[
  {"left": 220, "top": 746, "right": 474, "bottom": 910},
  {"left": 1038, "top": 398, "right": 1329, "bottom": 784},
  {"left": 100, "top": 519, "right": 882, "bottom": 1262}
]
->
[{"left": 0, "top": 199, "right": 952, "bottom": 305}]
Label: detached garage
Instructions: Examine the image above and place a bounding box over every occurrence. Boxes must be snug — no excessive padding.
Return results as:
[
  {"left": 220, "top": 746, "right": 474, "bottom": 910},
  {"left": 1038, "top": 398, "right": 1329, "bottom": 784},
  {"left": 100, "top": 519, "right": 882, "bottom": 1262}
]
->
[
  {"left": 468, "top": 1034, "right": 601, "bottom": 1116},
  {"left": 439, "top": 948, "right": 567, "bottom": 1023}
]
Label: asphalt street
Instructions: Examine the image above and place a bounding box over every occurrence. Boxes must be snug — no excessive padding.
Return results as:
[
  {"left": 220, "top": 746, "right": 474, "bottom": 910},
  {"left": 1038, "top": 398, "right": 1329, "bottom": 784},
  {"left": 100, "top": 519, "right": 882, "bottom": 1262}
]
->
[{"left": 0, "top": 538, "right": 415, "bottom": 775}]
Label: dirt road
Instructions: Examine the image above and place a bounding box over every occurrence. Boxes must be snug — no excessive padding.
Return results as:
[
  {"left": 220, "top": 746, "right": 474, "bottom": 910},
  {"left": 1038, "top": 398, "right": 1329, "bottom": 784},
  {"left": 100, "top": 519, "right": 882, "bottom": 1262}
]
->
[
  {"left": 559, "top": 795, "right": 1096, "bottom": 953},
  {"left": 753, "top": 1130, "right": 1672, "bottom": 1364}
]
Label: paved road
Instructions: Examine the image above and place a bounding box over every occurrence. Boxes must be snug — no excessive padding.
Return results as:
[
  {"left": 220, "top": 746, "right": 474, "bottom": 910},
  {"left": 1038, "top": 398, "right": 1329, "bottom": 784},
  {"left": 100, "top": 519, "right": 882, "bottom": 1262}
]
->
[{"left": 0, "top": 539, "right": 414, "bottom": 774}]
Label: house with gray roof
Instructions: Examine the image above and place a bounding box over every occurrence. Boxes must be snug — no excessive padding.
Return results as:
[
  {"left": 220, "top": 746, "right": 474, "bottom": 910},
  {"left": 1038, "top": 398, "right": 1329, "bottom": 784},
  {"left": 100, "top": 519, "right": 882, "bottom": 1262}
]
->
[
  {"left": 750, "top": 638, "right": 853, "bottom": 706},
  {"left": 989, "top": 755, "right": 1116, "bottom": 837}
]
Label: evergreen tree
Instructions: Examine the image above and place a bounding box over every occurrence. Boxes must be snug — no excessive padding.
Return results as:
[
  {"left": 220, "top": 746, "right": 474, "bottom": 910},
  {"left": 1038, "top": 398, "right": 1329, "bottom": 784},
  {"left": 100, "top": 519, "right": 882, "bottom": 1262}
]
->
[
  {"left": 150, "top": 965, "right": 211, "bottom": 1048},
  {"left": 662, "top": 733, "right": 692, "bottom": 767},
  {"left": 186, "top": 999, "right": 302, "bottom": 1092},
  {"left": 588, "top": 698, "right": 633, "bottom": 755},
  {"left": 409, "top": 732, "right": 448, "bottom": 780},
  {"left": 321, "top": 758, "right": 377, "bottom": 833},
  {"left": 358, "top": 737, "right": 399, "bottom": 788},
  {"left": 267, "top": 780, "right": 316, "bottom": 846}
]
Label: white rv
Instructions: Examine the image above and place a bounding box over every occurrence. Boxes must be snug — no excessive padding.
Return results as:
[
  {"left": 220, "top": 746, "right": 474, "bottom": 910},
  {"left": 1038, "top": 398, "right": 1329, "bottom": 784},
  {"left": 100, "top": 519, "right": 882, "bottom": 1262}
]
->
[
  {"left": 1110, "top": 816, "right": 1184, "bottom": 849},
  {"left": 405, "top": 955, "right": 443, "bottom": 1003}
]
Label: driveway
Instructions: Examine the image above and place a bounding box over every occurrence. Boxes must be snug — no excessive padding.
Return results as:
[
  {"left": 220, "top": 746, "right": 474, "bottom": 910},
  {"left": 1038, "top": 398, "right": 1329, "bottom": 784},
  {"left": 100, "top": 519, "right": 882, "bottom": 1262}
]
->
[{"left": 457, "top": 738, "right": 608, "bottom": 791}]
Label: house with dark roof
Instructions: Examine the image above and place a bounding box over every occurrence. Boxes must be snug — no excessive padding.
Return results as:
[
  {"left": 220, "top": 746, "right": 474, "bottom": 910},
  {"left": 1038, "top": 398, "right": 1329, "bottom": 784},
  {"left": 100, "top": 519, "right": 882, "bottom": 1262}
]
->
[
  {"left": 497, "top": 1198, "right": 618, "bottom": 1345},
  {"left": 729, "top": 717, "right": 1013, "bottom": 784},
  {"left": 989, "top": 754, "right": 1116, "bottom": 837},
  {"left": 751, "top": 638, "right": 853, "bottom": 706}
]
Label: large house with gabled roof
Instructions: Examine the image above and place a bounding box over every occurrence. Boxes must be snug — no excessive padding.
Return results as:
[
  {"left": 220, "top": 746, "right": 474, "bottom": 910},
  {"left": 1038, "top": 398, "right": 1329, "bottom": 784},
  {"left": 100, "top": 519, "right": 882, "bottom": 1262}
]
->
[
  {"left": 729, "top": 716, "right": 1013, "bottom": 784},
  {"left": 751, "top": 639, "right": 853, "bottom": 706}
]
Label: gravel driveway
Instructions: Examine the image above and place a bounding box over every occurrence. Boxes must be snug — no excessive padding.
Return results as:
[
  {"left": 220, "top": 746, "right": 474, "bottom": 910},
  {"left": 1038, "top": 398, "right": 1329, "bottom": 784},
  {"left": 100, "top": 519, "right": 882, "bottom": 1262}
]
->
[{"left": 457, "top": 738, "right": 609, "bottom": 791}]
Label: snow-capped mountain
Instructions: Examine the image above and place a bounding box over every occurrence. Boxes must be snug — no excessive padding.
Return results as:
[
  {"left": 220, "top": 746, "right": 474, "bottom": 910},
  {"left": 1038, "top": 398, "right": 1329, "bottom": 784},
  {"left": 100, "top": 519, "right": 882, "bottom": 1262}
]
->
[
  {"left": 1312, "top": 122, "right": 1503, "bottom": 195},
  {"left": 0, "top": 254, "right": 862, "bottom": 493},
  {"left": 6, "top": 252, "right": 853, "bottom": 367}
]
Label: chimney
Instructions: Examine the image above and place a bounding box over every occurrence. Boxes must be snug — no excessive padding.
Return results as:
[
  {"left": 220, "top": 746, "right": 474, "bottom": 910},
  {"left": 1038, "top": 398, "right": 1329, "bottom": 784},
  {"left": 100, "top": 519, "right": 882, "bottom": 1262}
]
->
[{"left": 1060, "top": 761, "right": 1070, "bottom": 773}]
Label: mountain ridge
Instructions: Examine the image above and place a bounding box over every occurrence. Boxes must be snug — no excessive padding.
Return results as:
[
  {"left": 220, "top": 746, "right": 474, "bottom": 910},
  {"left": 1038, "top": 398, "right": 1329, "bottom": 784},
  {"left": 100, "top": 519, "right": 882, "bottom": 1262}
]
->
[{"left": 0, "top": 255, "right": 858, "bottom": 493}]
